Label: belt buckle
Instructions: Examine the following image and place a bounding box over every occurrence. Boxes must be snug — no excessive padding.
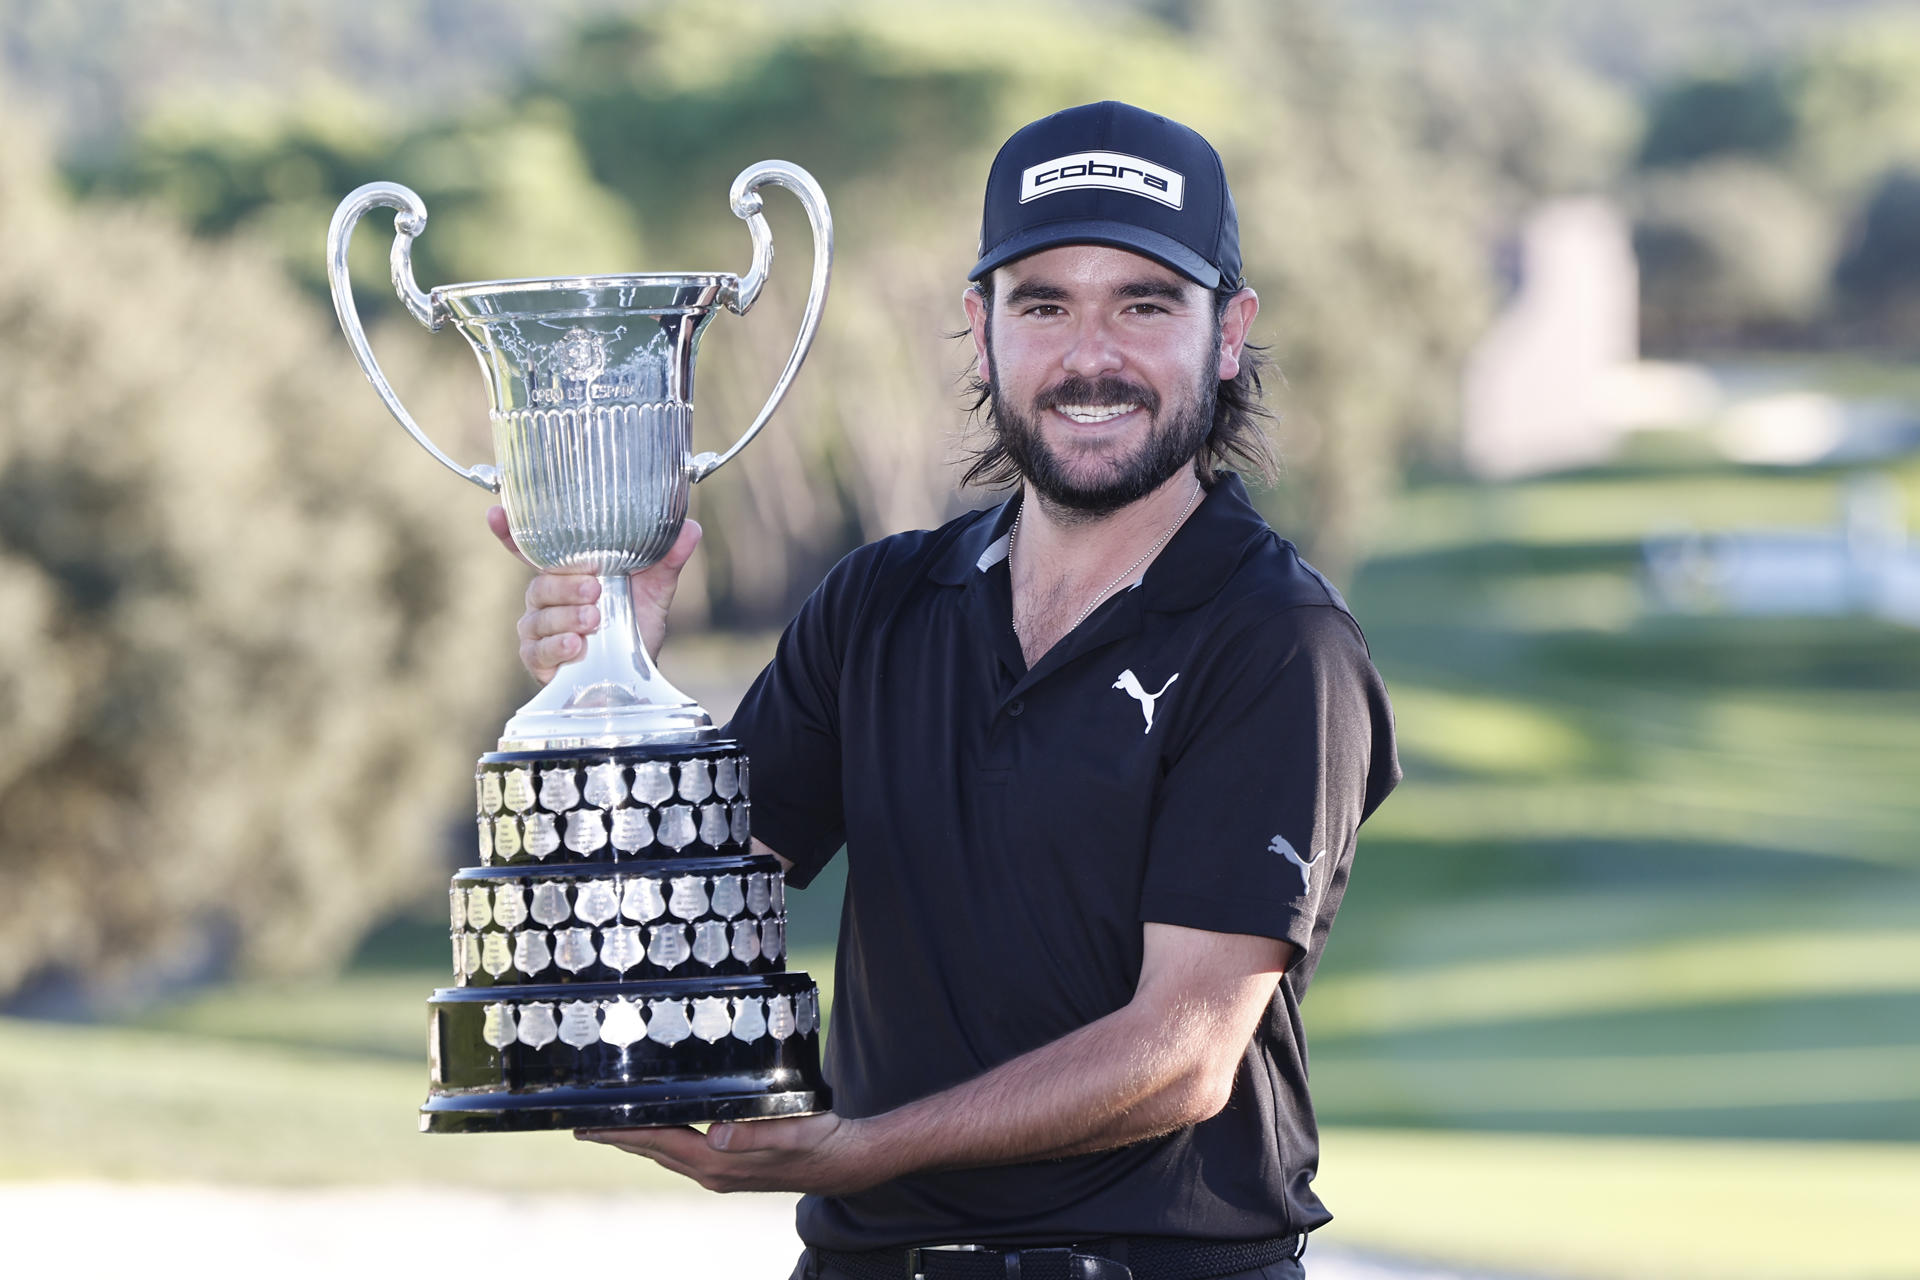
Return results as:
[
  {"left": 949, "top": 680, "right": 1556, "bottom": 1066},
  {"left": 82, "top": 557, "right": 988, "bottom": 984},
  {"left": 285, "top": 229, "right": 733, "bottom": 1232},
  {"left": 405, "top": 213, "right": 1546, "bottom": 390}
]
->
[{"left": 908, "top": 1244, "right": 988, "bottom": 1280}]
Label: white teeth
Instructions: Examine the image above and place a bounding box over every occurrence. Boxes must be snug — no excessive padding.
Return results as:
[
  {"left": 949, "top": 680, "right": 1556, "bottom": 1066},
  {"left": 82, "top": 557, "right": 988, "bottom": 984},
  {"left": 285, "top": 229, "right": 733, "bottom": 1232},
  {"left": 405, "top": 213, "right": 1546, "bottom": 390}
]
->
[{"left": 1057, "top": 403, "right": 1137, "bottom": 424}]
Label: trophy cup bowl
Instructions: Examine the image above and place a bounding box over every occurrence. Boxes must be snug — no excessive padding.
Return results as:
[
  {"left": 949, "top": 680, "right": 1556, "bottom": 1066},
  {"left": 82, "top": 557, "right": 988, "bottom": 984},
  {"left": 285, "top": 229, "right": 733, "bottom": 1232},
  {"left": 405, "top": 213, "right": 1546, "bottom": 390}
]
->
[{"left": 327, "top": 162, "right": 834, "bottom": 1132}]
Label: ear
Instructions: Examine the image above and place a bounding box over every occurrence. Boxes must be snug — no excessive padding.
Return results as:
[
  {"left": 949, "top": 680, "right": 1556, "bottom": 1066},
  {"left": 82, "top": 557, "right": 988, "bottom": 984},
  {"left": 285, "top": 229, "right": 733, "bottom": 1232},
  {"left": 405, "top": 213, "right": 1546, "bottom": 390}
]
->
[
  {"left": 1215, "top": 288, "right": 1259, "bottom": 381},
  {"left": 962, "top": 286, "right": 992, "bottom": 386}
]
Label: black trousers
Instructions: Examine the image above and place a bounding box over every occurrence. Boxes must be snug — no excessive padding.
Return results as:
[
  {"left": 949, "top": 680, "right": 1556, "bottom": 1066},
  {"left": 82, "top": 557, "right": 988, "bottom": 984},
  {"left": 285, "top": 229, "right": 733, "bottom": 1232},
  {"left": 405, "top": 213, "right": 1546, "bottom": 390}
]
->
[{"left": 788, "top": 1249, "right": 1307, "bottom": 1280}]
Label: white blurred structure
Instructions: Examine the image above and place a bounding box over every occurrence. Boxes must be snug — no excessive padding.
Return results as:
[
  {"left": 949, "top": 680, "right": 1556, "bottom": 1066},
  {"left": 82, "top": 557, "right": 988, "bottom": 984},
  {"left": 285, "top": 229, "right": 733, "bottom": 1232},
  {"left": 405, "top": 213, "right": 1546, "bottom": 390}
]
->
[
  {"left": 1462, "top": 199, "right": 1920, "bottom": 477},
  {"left": 1461, "top": 199, "right": 1642, "bottom": 478},
  {"left": 1644, "top": 474, "right": 1920, "bottom": 627}
]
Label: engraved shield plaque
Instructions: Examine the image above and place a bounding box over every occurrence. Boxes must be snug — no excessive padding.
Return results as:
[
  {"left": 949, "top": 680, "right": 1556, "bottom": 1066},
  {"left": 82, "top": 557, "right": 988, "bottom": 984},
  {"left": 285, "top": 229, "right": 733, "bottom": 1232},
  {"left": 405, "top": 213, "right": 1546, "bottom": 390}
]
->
[
  {"left": 622, "top": 876, "right": 667, "bottom": 923},
  {"left": 502, "top": 768, "right": 536, "bottom": 813},
  {"left": 584, "top": 762, "right": 629, "bottom": 809},
  {"left": 731, "top": 996, "right": 767, "bottom": 1043},
  {"left": 517, "top": 1002, "right": 559, "bottom": 1049},
  {"left": 691, "top": 920, "right": 729, "bottom": 968},
  {"left": 647, "top": 923, "right": 690, "bottom": 970},
  {"left": 709, "top": 874, "right": 745, "bottom": 920},
  {"left": 483, "top": 1003, "right": 517, "bottom": 1049},
  {"left": 600, "top": 998, "right": 647, "bottom": 1048},
  {"left": 610, "top": 806, "right": 653, "bottom": 852},
  {"left": 699, "top": 803, "right": 730, "bottom": 848},
  {"left": 690, "top": 996, "right": 732, "bottom": 1043},
  {"left": 631, "top": 760, "right": 674, "bottom": 806},
  {"left": 530, "top": 881, "right": 571, "bottom": 928},
  {"left": 668, "top": 875, "right": 710, "bottom": 920},
  {"left": 492, "top": 884, "right": 529, "bottom": 931},
  {"left": 559, "top": 1000, "right": 602, "bottom": 1049},
  {"left": 538, "top": 768, "right": 580, "bottom": 812},
  {"left": 514, "top": 930, "right": 553, "bottom": 976},
  {"left": 565, "top": 808, "right": 609, "bottom": 854},
  {"left": 657, "top": 804, "right": 697, "bottom": 851},
  {"left": 767, "top": 994, "right": 795, "bottom": 1041},
  {"left": 523, "top": 812, "right": 561, "bottom": 860},
  {"left": 678, "top": 759, "right": 714, "bottom": 803},
  {"left": 600, "top": 924, "right": 643, "bottom": 973},
  {"left": 574, "top": 879, "right": 620, "bottom": 926},
  {"left": 646, "top": 999, "right": 692, "bottom": 1046},
  {"left": 555, "top": 927, "right": 598, "bottom": 973}
]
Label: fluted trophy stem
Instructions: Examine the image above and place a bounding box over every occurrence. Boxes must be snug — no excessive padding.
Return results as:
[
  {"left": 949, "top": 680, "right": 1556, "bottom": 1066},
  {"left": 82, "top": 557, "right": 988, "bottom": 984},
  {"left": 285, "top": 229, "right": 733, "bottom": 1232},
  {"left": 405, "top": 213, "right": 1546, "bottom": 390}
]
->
[{"left": 497, "top": 573, "right": 714, "bottom": 750}]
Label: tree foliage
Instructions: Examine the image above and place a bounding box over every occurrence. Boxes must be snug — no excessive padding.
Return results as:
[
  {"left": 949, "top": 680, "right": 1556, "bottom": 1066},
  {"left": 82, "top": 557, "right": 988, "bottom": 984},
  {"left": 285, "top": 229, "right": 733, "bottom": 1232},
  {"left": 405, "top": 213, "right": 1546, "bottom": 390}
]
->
[{"left": 0, "top": 126, "right": 523, "bottom": 1003}]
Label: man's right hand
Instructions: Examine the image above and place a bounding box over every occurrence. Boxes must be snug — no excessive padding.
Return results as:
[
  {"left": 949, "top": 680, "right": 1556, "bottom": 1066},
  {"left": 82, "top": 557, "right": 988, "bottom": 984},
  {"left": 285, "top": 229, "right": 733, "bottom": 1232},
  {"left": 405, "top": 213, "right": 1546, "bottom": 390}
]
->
[{"left": 489, "top": 506, "right": 704, "bottom": 685}]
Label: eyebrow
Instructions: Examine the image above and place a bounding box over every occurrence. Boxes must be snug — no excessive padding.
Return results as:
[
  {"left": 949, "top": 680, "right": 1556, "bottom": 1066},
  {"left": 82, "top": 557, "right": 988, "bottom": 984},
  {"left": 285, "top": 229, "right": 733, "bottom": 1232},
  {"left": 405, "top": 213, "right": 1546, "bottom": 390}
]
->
[
  {"left": 1115, "top": 279, "right": 1189, "bottom": 303},
  {"left": 1000, "top": 278, "right": 1193, "bottom": 307},
  {"left": 1003, "top": 281, "right": 1070, "bottom": 306}
]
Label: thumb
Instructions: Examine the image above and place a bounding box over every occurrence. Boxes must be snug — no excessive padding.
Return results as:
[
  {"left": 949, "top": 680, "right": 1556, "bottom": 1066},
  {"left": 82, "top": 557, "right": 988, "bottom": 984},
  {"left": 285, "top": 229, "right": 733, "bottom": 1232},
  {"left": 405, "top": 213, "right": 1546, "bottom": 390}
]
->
[{"left": 486, "top": 505, "right": 534, "bottom": 569}]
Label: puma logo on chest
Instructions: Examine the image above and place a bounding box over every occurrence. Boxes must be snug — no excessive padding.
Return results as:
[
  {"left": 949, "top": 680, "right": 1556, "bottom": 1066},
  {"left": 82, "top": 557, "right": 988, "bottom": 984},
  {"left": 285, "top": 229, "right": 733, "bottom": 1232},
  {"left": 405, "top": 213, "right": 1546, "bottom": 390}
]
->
[{"left": 1112, "top": 668, "right": 1179, "bottom": 734}]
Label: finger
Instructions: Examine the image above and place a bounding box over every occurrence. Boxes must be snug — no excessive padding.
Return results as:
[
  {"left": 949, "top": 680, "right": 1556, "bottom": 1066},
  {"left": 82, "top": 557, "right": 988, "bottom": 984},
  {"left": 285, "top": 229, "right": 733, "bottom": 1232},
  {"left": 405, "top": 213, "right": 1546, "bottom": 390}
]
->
[
  {"left": 521, "top": 632, "right": 583, "bottom": 682},
  {"left": 631, "top": 520, "right": 701, "bottom": 614},
  {"left": 527, "top": 572, "right": 600, "bottom": 610},
  {"left": 519, "top": 604, "right": 600, "bottom": 642},
  {"left": 580, "top": 1126, "right": 708, "bottom": 1160},
  {"left": 486, "top": 506, "right": 534, "bottom": 569},
  {"left": 660, "top": 519, "right": 703, "bottom": 572}
]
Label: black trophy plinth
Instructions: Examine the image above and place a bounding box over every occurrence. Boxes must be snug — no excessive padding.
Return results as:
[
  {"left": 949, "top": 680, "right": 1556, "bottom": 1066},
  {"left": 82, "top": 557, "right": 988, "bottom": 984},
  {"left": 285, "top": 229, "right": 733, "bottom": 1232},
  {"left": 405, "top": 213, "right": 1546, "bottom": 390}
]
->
[{"left": 422, "top": 739, "right": 831, "bottom": 1132}]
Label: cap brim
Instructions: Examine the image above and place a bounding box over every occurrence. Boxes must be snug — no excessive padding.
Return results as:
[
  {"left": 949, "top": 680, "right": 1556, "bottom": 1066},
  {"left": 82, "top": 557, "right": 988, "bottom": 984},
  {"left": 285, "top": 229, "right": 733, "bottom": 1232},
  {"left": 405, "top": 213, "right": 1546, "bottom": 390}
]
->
[{"left": 968, "top": 219, "right": 1221, "bottom": 290}]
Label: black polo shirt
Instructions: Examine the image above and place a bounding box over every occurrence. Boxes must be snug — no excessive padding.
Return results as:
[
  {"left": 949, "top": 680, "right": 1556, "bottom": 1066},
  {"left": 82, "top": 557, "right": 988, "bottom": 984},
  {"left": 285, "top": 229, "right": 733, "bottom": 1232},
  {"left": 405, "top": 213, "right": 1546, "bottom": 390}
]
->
[{"left": 725, "top": 474, "right": 1399, "bottom": 1249}]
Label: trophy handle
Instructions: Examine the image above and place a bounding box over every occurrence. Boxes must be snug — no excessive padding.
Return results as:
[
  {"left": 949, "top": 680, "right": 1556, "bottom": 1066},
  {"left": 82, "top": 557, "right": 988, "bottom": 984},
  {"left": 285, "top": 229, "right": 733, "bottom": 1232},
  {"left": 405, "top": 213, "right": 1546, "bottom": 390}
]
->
[
  {"left": 326, "top": 182, "right": 501, "bottom": 494},
  {"left": 689, "top": 161, "right": 835, "bottom": 483}
]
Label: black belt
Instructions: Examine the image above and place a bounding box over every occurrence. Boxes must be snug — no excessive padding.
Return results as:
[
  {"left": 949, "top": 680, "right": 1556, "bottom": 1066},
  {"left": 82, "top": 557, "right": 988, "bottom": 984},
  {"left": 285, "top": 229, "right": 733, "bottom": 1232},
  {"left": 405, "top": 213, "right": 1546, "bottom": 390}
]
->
[{"left": 816, "top": 1235, "right": 1303, "bottom": 1280}]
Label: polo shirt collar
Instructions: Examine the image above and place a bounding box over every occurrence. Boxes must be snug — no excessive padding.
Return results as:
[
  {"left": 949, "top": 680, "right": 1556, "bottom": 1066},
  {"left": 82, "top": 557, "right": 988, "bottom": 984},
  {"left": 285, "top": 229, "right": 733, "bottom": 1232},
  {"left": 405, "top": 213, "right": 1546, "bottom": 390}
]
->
[{"left": 927, "top": 473, "right": 1269, "bottom": 613}]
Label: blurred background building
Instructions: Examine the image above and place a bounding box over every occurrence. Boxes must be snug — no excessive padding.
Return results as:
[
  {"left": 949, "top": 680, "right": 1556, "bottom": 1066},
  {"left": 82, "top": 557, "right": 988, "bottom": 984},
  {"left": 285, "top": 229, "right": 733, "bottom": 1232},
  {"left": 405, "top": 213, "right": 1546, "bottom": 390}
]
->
[{"left": 0, "top": 2, "right": 1915, "bottom": 1277}]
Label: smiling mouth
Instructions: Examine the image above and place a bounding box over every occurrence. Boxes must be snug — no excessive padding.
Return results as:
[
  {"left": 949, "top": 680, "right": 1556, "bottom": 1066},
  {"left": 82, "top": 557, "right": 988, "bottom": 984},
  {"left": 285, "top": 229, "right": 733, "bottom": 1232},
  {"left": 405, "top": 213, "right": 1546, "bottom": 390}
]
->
[{"left": 1052, "top": 403, "right": 1140, "bottom": 424}]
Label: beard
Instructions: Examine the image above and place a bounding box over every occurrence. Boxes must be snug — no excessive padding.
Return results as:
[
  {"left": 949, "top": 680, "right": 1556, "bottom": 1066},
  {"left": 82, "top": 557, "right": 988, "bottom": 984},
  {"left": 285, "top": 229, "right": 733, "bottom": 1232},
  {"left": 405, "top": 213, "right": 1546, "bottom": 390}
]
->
[{"left": 990, "top": 367, "right": 1217, "bottom": 519}]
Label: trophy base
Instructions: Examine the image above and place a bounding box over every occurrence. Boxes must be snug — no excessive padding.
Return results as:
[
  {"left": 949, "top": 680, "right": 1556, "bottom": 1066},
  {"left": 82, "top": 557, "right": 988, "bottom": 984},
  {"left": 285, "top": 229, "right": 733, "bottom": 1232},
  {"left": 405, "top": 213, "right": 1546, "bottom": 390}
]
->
[
  {"left": 420, "top": 1083, "right": 831, "bottom": 1134},
  {"left": 433, "top": 741, "right": 831, "bottom": 1136}
]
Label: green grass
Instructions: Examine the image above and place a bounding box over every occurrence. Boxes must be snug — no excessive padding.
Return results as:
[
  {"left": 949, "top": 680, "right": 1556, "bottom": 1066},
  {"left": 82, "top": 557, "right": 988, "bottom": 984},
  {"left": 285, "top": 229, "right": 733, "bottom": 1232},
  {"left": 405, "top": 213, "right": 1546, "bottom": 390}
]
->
[{"left": 1315, "top": 1128, "right": 1920, "bottom": 1280}]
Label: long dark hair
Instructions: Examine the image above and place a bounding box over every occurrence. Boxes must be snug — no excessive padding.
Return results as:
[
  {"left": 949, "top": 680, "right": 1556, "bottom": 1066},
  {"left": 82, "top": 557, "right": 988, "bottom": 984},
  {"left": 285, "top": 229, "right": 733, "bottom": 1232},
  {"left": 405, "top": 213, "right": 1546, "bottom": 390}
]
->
[{"left": 955, "top": 278, "right": 1282, "bottom": 491}]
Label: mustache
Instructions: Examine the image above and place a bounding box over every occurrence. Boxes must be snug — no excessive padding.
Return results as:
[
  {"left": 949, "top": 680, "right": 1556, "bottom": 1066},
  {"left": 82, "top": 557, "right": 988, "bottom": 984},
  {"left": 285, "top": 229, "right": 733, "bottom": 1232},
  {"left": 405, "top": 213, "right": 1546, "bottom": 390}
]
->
[{"left": 1034, "top": 376, "right": 1159, "bottom": 415}]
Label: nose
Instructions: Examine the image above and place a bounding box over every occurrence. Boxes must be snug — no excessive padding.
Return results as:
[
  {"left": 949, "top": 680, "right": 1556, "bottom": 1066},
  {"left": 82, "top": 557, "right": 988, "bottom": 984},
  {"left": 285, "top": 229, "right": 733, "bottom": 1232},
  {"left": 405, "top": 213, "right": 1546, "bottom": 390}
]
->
[{"left": 1060, "top": 313, "right": 1124, "bottom": 379}]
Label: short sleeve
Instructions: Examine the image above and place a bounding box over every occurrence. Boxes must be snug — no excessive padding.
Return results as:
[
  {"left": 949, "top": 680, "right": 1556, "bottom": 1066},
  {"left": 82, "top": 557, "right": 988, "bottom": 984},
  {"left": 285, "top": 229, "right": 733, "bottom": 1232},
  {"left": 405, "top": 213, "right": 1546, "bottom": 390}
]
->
[
  {"left": 1139, "top": 603, "right": 1397, "bottom": 983},
  {"left": 723, "top": 551, "right": 870, "bottom": 888}
]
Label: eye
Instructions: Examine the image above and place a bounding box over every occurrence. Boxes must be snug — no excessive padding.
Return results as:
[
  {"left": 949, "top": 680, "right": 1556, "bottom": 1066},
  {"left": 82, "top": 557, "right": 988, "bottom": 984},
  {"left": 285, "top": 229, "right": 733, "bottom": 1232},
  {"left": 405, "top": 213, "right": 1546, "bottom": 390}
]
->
[
  {"left": 1020, "top": 303, "right": 1064, "bottom": 317},
  {"left": 1124, "top": 302, "right": 1168, "bottom": 316}
]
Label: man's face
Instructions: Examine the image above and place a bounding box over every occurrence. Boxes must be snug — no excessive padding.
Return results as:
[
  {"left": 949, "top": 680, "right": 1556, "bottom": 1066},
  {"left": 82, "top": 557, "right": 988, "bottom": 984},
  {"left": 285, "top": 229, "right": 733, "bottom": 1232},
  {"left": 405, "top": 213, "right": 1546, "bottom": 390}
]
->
[{"left": 963, "top": 245, "right": 1249, "bottom": 517}]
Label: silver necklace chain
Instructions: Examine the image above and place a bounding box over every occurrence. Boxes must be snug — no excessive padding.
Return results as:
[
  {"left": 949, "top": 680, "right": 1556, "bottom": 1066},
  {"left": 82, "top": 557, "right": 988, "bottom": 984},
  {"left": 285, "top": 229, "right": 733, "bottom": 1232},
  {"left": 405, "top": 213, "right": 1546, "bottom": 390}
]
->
[{"left": 1009, "top": 480, "right": 1204, "bottom": 643}]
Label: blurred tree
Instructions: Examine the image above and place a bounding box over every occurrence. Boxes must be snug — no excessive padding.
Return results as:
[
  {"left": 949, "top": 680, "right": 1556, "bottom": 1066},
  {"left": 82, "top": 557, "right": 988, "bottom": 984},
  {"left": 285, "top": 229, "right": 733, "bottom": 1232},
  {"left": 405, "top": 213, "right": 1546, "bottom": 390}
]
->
[
  {"left": 1627, "top": 159, "right": 1835, "bottom": 351},
  {"left": 1785, "top": 18, "right": 1920, "bottom": 199},
  {"left": 1832, "top": 167, "right": 1920, "bottom": 346},
  {"left": 1395, "top": 35, "right": 1636, "bottom": 209},
  {"left": 1636, "top": 69, "right": 1797, "bottom": 169},
  {"left": 0, "top": 121, "right": 524, "bottom": 1006}
]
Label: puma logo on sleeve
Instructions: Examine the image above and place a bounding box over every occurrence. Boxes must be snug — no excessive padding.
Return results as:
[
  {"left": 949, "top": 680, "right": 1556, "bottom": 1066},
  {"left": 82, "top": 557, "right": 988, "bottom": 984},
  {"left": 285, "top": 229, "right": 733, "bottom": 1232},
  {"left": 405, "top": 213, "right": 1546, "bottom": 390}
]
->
[
  {"left": 1267, "top": 835, "right": 1325, "bottom": 896},
  {"left": 1113, "top": 668, "right": 1179, "bottom": 734}
]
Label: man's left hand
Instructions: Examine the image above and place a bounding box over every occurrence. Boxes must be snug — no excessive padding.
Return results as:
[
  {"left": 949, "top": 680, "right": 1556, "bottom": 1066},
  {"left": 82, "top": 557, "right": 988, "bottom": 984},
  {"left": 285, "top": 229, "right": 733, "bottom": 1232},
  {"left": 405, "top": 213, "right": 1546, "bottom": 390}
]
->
[{"left": 576, "top": 1112, "right": 889, "bottom": 1195}]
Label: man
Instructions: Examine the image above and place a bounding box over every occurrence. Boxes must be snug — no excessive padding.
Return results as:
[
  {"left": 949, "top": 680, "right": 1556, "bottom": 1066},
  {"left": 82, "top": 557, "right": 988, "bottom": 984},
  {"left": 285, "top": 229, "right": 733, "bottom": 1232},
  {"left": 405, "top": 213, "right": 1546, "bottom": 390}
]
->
[{"left": 499, "top": 102, "right": 1399, "bottom": 1280}]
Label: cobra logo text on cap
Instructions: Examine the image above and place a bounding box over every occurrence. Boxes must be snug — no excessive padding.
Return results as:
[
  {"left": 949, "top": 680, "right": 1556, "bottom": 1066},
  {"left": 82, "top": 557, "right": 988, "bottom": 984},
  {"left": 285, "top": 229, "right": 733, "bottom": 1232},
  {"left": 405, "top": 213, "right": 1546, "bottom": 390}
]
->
[{"left": 1020, "top": 151, "right": 1185, "bottom": 210}]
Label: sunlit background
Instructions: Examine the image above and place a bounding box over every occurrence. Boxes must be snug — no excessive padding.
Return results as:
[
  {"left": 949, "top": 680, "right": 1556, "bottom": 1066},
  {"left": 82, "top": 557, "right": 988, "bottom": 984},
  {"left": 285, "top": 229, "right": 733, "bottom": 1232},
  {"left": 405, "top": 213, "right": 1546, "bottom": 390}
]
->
[{"left": 1, "top": 2, "right": 1916, "bottom": 1277}]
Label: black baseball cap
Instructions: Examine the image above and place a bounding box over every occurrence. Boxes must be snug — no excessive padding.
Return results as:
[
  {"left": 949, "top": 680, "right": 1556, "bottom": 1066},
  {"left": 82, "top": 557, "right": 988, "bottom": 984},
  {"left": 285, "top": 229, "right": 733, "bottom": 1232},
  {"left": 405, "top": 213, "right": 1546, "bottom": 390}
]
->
[{"left": 969, "top": 100, "right": 1242, "bottom": 291}]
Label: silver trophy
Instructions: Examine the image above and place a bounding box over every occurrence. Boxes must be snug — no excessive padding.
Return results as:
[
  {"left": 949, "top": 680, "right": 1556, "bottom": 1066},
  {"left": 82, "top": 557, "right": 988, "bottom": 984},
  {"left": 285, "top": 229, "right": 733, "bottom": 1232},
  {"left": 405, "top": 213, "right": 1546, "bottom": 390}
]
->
[{"left": 326, "top": 162, "right": 832, "bottom": 749}]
